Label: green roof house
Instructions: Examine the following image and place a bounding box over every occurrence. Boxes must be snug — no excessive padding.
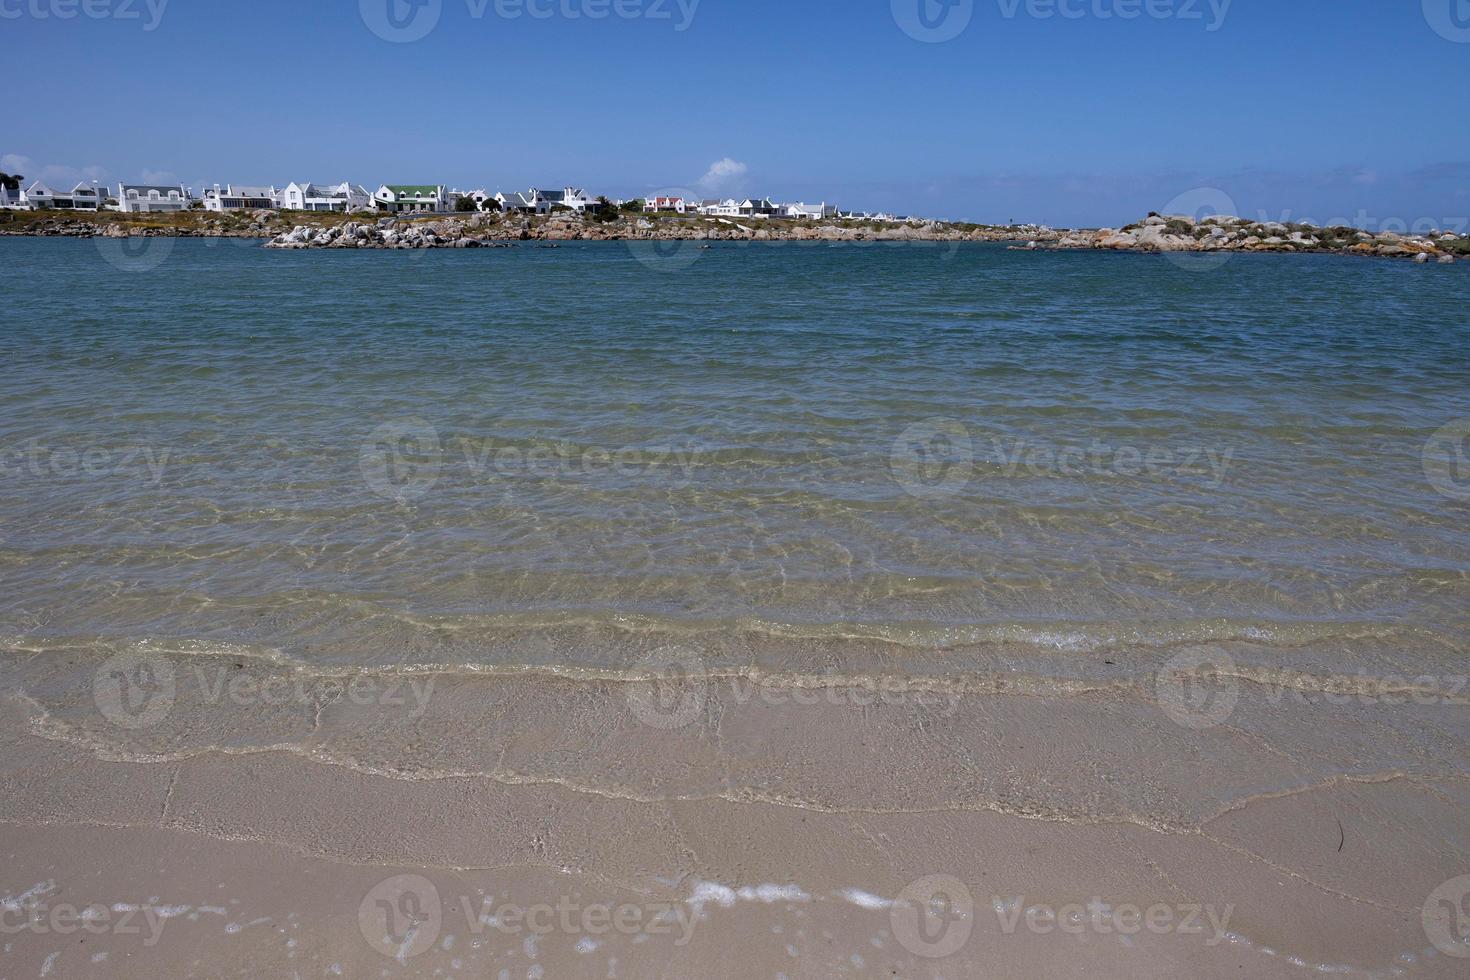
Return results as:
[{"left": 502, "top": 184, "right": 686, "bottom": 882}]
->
[{"left": 373, "top": 184, "right": 448, "bottom": 213}]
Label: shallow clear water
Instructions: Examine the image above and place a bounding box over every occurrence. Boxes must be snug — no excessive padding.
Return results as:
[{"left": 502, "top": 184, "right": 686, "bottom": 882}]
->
[{"left": 1, "top": 237, "right": 1467, "bottom": 677}]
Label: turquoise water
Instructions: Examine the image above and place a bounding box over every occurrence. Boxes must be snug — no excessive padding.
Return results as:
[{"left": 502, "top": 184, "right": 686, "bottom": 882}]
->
[{"left": 1, "top": 236, "right": 1467, "bottom": 675}]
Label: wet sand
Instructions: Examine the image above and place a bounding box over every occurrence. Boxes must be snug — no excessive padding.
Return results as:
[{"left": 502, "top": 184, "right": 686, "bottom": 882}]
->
[{"left": 2, "top": 640, "right": 1468, "bottom": 978}]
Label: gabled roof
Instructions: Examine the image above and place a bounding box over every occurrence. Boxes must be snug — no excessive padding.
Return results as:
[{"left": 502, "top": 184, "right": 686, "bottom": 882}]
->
[
  {"left": 120, "top": 184, "right": 185, "bottom": 195},
  {"left": 208, "top": 185, "right": 274, "bottom": 199},
  {"left": 386, "top": 185, "right": 440, "bottom": 195},
  {"left": 292, "top": 182, "right": 363, "bottom": 198}
]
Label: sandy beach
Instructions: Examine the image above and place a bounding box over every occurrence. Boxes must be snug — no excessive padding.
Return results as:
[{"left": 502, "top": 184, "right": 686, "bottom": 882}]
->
[{"left": 4, "top": 646, "right": 1469, "bottom": 978}]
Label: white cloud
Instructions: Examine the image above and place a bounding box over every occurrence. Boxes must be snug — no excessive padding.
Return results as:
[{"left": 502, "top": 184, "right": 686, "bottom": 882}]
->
[
  {"left": 697, "top": 157, "right": 749, "bottom": 194},
  {"left": 140, "top": 169, "right": 177, "bottom": 185},
  {"left": 1, "top": 153, "right": 107, "bottom": 186}
]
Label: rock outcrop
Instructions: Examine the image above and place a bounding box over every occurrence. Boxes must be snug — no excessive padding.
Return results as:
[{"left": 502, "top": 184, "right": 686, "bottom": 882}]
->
[
  {"left": 262, "top": 214, "right": 1035, "bottom": 249},
  {"left": 1040, "top": 213, "right": 1464, "bottom": 263}
]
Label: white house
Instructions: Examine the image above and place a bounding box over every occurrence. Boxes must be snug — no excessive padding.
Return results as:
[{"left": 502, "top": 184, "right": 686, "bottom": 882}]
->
[
  {"left": 373, "top": 185, "right": 448, "bottom": 213},
  {"left": 0, "top": 182, "right": 21, "bottom": 209},
  {"left": 496, "top": 190, "right": 538, "bottom": 214},
  {"left": 738, "top": 198, "right": 781, "bottom": 218},
  {"left": 457, "top": 189, "right": 505, "bottom": 211},
  {"left": 702, "top": 198, "right": 779, "bottom": 218},
  {"left": 202, "top": 185, "right": 278, "bottom": 212},
  {"left": 544, "top": 187, "right": 597, "bottom": 212},
  {"left": 21, "top": 181, "right": 108, "bottom": 211},
  {"left": 117, "top": 183, "right": 192, "bottom": 213},
  {"left": 277, "top": 182, "right": 372, "bottom": 212},
  {"left": 495, "top": 187, "right": 597, "bottom": 215},
  {"left": 644, "top": 196, "right": 689, "bottom": 214},
  {"left": 785, "top": 202, "right": 838, "bottom": 220}
]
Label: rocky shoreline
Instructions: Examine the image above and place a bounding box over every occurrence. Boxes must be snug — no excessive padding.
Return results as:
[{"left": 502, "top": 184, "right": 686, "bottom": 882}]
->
[
  {"left": 4, "top": 209, "right": 1465, "bottom": 263},
  {"left": 263, "top": 213, "right": 1026, "bottom": 248},
  {"left": 1031, "top": 212, "right": 1466, "bottom": 263},
  {"left": 0, "top": 209, "right": 1033, "bottom": 246}
]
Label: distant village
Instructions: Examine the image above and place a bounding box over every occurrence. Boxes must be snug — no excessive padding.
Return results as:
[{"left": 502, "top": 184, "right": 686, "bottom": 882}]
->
[{"left": 0, "top": 177, "right": 913, "bottom": 223}]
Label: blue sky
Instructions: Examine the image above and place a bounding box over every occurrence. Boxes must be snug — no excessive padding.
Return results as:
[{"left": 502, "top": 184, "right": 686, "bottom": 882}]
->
[{"left": 3, "top": 0, "right": 1468, "bottom": 226}]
